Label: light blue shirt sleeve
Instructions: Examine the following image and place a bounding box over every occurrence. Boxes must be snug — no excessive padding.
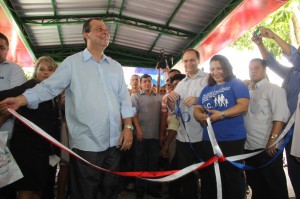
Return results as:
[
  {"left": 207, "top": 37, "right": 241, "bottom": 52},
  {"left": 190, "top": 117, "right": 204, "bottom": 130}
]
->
[
  {"left": 284, "top": 45, "right": 300, "bottom": 70},
  {"left": 266, "top": 53, "right": 290, "bottom": 79},
  {"left": 23, "top": 63, "right": 70, "bottom": 109}
]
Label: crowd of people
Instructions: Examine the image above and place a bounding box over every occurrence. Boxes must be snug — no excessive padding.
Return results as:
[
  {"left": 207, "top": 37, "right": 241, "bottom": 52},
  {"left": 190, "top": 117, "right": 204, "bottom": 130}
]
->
[{"left": 0, "top": 18, "right": 299, "bottom": 199}]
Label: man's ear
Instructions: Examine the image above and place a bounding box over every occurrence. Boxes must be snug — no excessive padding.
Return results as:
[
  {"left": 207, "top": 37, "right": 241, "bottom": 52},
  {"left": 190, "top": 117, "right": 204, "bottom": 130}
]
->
[{"left": 82, "top": 32, "right": 88, "bottom": 40}]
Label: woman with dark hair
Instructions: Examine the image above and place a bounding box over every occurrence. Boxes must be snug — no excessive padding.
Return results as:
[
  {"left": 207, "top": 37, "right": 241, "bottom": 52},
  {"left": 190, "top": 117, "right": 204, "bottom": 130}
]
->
[
  {"left": 194, "top": 54, "right": 250, "bottom": 199},
  {"left": 0, "top": 56, "right": 60, "bottom": 199}
]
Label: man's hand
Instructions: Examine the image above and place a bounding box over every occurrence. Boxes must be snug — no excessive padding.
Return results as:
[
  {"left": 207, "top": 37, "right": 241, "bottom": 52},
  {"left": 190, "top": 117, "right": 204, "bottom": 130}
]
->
[
  {"left": 0, "top": 95, "right": 28, "bottom": 111},
  {"left": 167, "top": 91, "right": 180, "bottom": 102},
  {"left": 136, "top": 128, "right": 144, "bottom": 142},
  {"left": 118, "top": 128, "right": 133, "bottom": 151},
  {"left": 183, "top": 96, "right": 197, "bottom": 107},
  {"left": 266, "top": 139, "right": 277, "bottom": 157},
  {"left": 259, "top": 27, "right": 276, "bottom": 39},
  {"left": 251, "top": 35, "right": 263, "bottom": 46},
  {"left": 0, "top": 104, "right": 11, "bottom": 125},
  {"left": 0, "top": 103, "right": 10, "bottom": 115},
  {"left": 160, "top": 134, "right": 166, "bottom": 147}
]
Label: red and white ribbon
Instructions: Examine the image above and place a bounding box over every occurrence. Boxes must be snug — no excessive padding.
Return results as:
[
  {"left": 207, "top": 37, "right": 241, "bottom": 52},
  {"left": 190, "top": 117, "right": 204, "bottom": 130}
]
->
[{"left": 7, "top": 108, "right": 295, "bottom": 199}]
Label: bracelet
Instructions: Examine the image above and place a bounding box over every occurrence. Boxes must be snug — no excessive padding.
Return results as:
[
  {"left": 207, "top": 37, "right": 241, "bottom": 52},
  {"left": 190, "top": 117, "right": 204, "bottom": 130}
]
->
[
  {"left": 221, "top": 111, "right": 225, "bottom": 119},
  {"left": 270, "top": 133, "right": 278, "bottom": 139}
]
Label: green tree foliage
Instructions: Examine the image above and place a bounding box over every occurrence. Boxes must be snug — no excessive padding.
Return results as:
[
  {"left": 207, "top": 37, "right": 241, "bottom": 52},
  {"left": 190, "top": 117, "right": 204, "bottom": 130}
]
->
[{"left": 230, "top": 0, "right": 299, "bottom": 59}]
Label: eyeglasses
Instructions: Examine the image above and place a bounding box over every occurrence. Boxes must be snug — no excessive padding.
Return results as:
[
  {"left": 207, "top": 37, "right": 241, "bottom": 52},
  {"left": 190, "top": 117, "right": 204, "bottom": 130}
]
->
[{"left": 160, "top": 90, "right": 166, "bottom": 93}]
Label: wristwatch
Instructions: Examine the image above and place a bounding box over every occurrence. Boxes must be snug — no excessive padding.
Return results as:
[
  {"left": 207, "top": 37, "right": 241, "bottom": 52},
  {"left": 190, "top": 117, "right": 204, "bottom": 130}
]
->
[
  {"left": 124, "top": 124, "right": 134, "bottom": 130},
  {"left": 270, "top": 133, "right": 278, "bottom": 139}
]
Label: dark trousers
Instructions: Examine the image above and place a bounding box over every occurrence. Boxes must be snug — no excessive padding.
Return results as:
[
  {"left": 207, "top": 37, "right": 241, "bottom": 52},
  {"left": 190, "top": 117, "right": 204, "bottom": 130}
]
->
[
  {"left": 70, "top": 147, "right": 121, "bottom": 199},
  {"left": 175, "top": 140, "right": 202, "bottom": 199},
  {"left": 118, "top": 146, "right": 135, "bottom": 192},
  {"left": 245, "top": 149, "right": 289, "bottom": 199},
  {"left": 0, "top": 185, "right": 16, "bottom": 199},
  {"left": 285, "top": 125, "right": 300, "bottom": 198},
  {"left": 134, "top": 138, "right": 160, "bottom": 195},
  {"left": 42, "top": 165, "right": 57, "bottom": 199},
  {"left": 168, "top": 152, "right": 182, "bottom": 199},
  {"left": 200, "top": 140, "right": 245, "bottom": 199}
]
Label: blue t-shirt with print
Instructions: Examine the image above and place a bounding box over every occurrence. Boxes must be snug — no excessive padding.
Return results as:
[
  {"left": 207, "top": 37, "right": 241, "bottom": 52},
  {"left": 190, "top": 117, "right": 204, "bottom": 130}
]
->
[{"left": 196, "top": 78, "right": 250, "bottom": 141}]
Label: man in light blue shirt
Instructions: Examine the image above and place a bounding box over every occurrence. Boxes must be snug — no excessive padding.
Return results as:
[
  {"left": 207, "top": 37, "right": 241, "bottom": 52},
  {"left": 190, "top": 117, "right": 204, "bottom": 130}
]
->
[
  {"left": 252, "top": 27, "right": 300, "bottom": 198},
  {"left": 1, "top": 18, "right": 135, "bottom": 199}
]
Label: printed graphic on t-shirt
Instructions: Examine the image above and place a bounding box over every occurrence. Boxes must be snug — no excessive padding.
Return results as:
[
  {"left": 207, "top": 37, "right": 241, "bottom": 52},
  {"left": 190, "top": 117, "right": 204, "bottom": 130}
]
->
[{"left": 202, "top": 86, "right": 230, "bottom": 110}]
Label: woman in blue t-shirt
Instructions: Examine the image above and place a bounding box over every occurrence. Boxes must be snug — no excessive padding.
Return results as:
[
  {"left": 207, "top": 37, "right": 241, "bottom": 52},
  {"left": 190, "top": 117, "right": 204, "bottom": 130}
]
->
[{"left": 194, "top": 54, "right": 249, "bottom": 199}]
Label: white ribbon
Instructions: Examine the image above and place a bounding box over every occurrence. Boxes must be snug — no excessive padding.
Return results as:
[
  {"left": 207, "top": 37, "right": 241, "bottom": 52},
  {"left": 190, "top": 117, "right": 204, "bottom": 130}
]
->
[
  {"left": 206, "top": 118, "right": 223, "bottom": 199},
  {"left": 228, "top": 111, "right": 295, "bottom": 162}
]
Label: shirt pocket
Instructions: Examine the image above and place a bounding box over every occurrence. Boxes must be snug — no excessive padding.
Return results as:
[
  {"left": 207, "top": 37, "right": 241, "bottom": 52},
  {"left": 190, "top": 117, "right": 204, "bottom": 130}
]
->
[{"left": 249, "top": 99, "right": 269, "bottom": 115}]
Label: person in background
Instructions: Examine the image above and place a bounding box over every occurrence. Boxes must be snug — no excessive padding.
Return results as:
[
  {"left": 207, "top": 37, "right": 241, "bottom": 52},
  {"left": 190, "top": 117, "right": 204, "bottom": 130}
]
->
[
  {"left": 159, "top": 85, "right": 166, "bottom": 96},
  {"left": 152, "top": 84, "right": 157, "bottom": 94},
  {"left": 160, "top": 73, "right": 186, "bottom": 199},
  {"left": 0, "top": 31, "right": 27, "bottom": 199},
  {"left": 118, "top": 75, "right": 141, "bottom": 195},
  {"left": 244, "top": 58, "right": 289, "bottom": 199},
  {"left": 0, "top": 56, "right": 60, "bottom": 199},
  {"left": 131, "top": 74, "right": 162, "bottom": 199},
  {"left": 129, "top": 74, "right": 140, "bottom": 95},
  {"left": 0, "top": 18, "right": 135, "bottom": 199},
  {"left": 194, "top": 54, "right": 249, "bottom": 199},
  {"left": 252, "top": 27, "right": 300, "bottom": 198},
  {"left": 56, "top": 91, "right": 71, "bottom": 199},
  {"left": 161, "top": 73, "right": 186, "bottom": 160},
  {"left": 165, "top": 78, "right": 174, "bottom": 93},
  {"left": 168, "top": 49, "right": 208, "bottom": 199},
  {"left": 159, "top": 69, "right": 181, "bottom": 148},
  {"left": 0, "top": 32, "right": 27, "bottom": 144}
]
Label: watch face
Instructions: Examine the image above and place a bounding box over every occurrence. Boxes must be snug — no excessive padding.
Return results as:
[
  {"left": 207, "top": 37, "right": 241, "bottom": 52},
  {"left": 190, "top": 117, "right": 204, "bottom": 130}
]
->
[{"left": 125, "top": 125, "right": 133, "bottom": 130}]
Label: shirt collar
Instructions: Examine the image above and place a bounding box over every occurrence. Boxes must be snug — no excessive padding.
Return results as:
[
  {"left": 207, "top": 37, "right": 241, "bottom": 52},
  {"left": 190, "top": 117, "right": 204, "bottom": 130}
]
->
[
  {"left": 0, "top": 60, "right": 9, "bottom": 65},
  {"left": 83, "top": 48, "right": 110, "bottom": 63},
  {"left": 254, "top": 78, "right": 268, "bottom": 89},
  {"left": 139, "top": 90, "right": 157, "bottom": 96},
  {"left": 183, "top": 69, "right": 207, "bottom": 81}
]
